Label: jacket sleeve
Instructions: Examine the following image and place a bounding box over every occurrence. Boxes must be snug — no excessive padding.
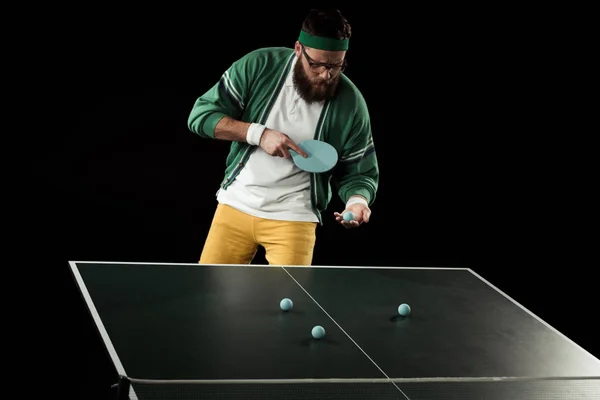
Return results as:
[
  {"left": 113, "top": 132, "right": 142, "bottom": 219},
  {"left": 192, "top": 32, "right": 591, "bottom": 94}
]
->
[
  {"left": 332, "top": 98, "right": 379, "bottom": 206},
  {"left": 187, "top": 52, "right": 253, "bottom": 139}
]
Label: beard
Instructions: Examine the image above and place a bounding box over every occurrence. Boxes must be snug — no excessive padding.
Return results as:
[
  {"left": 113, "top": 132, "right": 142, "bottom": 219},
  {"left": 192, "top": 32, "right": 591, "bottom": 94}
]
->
[{"left": 292, "top": 59, "right": 340, "bottom": 104}]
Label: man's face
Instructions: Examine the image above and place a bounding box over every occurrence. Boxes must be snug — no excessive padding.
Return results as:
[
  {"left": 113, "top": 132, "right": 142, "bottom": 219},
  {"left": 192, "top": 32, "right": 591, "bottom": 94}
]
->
[{"left": 293, "top": 42, "right": 346, "bottom": 104}]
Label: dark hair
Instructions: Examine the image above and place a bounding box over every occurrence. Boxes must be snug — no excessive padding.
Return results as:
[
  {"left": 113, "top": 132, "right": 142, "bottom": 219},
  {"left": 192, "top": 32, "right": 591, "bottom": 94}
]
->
[{"left": 301, "top": 8, "right": 351, "bottom": 40}]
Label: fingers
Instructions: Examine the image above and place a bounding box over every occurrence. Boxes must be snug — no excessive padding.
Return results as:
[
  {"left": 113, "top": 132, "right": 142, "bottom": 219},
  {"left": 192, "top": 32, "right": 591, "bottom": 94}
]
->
[
  {"left": 281, "top": 147, "right": 292, "bottom": 158},
  {"left": 273, "top": 147, "right": 289, "bottom": 158},
  {"left": 286, "top": 139, "right": 307, "bottom": 158},
  {"left": 341, "top": 220, "right": 360, "bottom": 229},
  {"left": 346, "top": 220, "right": 360, "bottom": 229},
  {"left": 362, "top": 209, "right": 371, "bottom": 223}
]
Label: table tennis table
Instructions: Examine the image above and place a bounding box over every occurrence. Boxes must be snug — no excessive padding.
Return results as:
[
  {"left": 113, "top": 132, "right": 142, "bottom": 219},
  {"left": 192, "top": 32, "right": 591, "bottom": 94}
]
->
[{"left": 69, "top": 261, "right": 600, "bottom": 399}]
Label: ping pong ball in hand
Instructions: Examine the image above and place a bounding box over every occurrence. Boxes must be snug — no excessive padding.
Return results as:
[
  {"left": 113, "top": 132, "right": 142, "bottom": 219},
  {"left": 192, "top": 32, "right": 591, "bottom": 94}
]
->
[
  {"left": 343, "top": 211, "right": 354, "bottom": 222},
  {"left": 398, "top": 303, "right": 411, "bottom": 316},
  {"left": 280, "top": 298, "right": 293, "bottom": 311},
  {"left": 311, "top": 325, "right": 325, "bottom": 339}
]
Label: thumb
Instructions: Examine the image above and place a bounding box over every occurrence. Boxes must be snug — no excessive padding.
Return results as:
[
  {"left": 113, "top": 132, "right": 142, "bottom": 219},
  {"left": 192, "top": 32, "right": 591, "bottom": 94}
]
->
[{"left": 362, "top": 209, "right": 371, "bottom": 223}]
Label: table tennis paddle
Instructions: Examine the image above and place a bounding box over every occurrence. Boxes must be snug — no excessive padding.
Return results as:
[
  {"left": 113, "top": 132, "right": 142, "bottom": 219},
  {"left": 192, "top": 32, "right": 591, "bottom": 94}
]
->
[{"left": 289, "top": 139, "right": 338, "bottom": 173}]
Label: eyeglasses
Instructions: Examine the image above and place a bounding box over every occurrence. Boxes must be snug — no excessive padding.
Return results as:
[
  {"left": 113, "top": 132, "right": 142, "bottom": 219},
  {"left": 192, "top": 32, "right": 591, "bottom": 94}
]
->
[{"left": 301, "top": 45, "right": 346, "bottom": 75}]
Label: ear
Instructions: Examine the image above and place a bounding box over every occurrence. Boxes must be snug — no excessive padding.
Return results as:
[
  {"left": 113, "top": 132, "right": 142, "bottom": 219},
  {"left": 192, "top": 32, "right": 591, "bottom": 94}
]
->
[{"left": 294, "top": 41, "right": 302, "bottom": 57}]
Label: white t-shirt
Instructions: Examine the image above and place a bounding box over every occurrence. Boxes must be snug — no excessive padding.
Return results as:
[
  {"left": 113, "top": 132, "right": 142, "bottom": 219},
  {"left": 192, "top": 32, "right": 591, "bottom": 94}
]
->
[{"left": 217, "top": 56, "right": 322, "bottom": 222}]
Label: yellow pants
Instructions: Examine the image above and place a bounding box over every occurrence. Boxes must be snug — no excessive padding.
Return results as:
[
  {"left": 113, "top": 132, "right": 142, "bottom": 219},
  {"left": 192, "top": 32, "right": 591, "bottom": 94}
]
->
[{"left": 199, "top": 203, "right": 317, "bottom": 266}]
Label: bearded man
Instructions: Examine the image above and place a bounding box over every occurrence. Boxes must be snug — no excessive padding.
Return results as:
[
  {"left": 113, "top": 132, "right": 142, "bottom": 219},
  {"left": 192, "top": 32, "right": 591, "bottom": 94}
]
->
[{"left": 188, "top": 8, "right": 379, "bottom": 266}]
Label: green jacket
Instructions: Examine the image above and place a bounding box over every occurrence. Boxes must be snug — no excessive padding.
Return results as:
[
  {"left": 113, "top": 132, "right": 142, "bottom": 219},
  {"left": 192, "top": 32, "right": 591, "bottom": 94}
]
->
[{"left": 187, "top": 47, "right": 378, "bottom": 225}]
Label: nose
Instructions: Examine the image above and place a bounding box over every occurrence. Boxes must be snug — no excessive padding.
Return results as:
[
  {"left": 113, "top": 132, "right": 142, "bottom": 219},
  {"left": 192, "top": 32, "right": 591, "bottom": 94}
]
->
[{"left": 318, "top": 69, "right": 331, "bottom": 80}]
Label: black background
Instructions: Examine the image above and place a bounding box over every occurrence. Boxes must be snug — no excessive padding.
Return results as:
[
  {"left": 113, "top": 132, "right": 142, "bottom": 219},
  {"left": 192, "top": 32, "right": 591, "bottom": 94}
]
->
[{"left": 28, "top": 5, "right": 596, "bottom": 399}]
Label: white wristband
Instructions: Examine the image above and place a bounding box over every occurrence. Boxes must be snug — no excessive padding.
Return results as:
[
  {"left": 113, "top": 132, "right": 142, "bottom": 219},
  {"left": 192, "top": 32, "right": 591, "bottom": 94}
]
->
[
  {"left": 346, "top": 196, "right": 368, "bottom": 208},
  {"left": 246, "top": 123, "right": 266, "bottom": 146}
]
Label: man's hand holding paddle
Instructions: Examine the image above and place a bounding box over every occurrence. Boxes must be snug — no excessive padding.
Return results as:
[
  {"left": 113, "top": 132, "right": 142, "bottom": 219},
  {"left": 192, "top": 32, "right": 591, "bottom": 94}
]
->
[
  {"left": 260, "top": 129, "right": 307, "bottom": 159},
  {"left": 259, "top": 129, "right": 338, "bottom": 173}
]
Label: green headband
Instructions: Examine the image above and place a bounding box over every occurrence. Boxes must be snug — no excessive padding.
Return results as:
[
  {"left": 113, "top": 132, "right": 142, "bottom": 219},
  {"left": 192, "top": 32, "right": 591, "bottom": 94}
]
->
[{"left": 298, "top": 30, "right": 349, "bottom": 51}]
